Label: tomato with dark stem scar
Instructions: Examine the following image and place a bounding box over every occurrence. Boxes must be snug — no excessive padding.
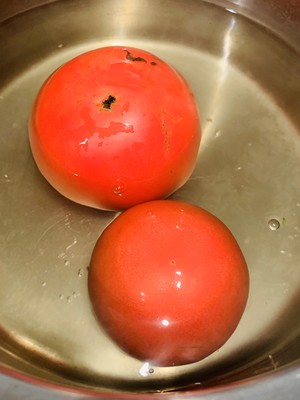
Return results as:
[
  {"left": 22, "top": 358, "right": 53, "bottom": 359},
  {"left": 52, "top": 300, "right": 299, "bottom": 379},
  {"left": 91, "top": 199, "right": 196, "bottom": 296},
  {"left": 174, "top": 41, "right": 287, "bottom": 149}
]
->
[
  {"left": 88, "top": 200, "right": 249, "bottom": 366},
  {"left": 29, "top": 46, "right": 200, "bottom": 211}
]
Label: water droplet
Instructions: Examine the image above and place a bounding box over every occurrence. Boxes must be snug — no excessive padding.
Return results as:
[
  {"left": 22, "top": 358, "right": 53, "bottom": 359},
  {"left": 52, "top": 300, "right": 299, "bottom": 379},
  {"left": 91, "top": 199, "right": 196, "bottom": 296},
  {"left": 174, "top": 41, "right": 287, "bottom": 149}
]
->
[
  {"left": 57, "top": 43, "right": 64, "bottom": 48},
  {"left": 214, "top": 130, "right": 221, "bottom": 138},
  {"left": 280, "top": 249, "right": 286, "bottom": 254},
  {"left": 139, "top": 362, "right": 154, "bottom": 377},
  {"left": 113, "top": 179, "right": 126, "bottom": 197},
  {"left": 64, "top": 213, "right": 71, "bottom": 223},
  {"left": 268, "top": 219, "right": 280, "bottom": 231},
  {"left": 59, "top": 294, "right": 64, "bottom": 300},
  {"left": 268, "top": 354, "right": 278, "bottom": 369},
  {"left": 296, "top": 203, "right": 300, "bottom": 207},
  {"left": 41, "top": 281, "right": 46, "bottom": 287},
  {"left": 236, "top": 166, "right": 242, "bottom": 171},
  {"left": 66, "top": 238, "right": 77, "bottom": 251},
  {"left": 121, "top": 101, "right": 130, "bottom": 115},
  {"left": 78, "top": 268, "right": 84, "bottom": 278},
  {"left": 64, "top": 260, "right": 70, "bottom": 267},
  {"left": 66, "top": 296, "right": 72, "bottom": 303},
  {"left": 282, "top": 283, "right": 289, "bottom": 294},
  {"left": 3, "top": 173, "right": 11, "bottom": 182}
]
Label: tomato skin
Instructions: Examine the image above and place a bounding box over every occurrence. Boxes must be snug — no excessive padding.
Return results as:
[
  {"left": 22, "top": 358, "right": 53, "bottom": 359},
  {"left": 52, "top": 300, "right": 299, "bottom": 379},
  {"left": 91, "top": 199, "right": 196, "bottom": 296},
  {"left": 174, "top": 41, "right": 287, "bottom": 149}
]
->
[
  {"left": 29, "top": 46, "right": 200, "bottom": 211},
  {"left": 88, "top": 200, "right": 249, "bottom": 367}
]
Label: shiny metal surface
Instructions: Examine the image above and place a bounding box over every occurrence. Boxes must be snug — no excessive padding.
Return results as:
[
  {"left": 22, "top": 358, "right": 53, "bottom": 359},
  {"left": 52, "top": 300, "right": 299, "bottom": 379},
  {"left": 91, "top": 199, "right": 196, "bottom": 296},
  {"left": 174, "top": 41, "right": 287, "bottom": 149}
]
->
[{"left": 0, "top": 0, "right": 300, "bottom": 398}]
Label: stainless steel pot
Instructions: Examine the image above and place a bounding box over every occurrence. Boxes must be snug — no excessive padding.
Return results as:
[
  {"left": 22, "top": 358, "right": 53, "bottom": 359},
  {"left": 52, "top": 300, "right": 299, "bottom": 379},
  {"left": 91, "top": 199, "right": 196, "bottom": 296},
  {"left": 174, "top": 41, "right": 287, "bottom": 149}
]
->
[{"left": 0, "top": 0, "right": 299, "bottom": 398}]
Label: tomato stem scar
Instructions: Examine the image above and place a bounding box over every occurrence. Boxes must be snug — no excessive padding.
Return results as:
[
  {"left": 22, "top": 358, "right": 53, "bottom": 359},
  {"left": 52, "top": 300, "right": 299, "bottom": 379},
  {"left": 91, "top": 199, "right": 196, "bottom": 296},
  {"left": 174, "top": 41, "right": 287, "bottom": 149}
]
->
[
  {"left": 102, "top": 95, "right": 117, "bottom": 110},
  {"left": 124, "top": 50, "right": 146, "bottom": 63}
]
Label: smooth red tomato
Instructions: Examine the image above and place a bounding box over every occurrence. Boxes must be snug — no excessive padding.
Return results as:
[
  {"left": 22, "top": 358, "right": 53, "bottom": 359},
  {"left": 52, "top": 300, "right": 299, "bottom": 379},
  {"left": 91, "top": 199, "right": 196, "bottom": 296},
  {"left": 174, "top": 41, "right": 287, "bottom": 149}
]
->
[
  {"left": 88, "top": 200, "right": 249, "bottom": 367},
  {"left": 29, "top": 46, "right": 200, "bottom": 211}
]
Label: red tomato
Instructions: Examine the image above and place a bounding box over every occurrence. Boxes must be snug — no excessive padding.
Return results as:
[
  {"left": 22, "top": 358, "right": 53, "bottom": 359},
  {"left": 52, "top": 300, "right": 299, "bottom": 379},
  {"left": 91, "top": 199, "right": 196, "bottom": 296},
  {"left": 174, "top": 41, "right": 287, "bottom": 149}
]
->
[
  {"left": 29, "top": 46, "right": 200, "bottom": 211},
  {"left": 88, "top": 200, "right": 249, "bottom": 367}
]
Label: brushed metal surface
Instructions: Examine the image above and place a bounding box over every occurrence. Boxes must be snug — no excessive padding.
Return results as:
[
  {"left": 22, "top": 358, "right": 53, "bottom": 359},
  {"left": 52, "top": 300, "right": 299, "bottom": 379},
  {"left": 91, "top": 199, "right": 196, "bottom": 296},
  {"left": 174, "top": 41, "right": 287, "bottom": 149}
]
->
[{"left": 0, "top": 0, "right": 300, "bottom": 398}]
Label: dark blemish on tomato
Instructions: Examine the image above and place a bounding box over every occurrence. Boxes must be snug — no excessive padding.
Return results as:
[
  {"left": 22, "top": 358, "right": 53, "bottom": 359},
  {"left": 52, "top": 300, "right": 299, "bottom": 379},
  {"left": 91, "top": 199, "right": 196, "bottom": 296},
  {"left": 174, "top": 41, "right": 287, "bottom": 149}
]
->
[
  {"left": 150, "top": 61, "right": 157, "bottom": 66},
  {"left": 102, "top": 95, "right": 117, "bottom": 110},
  {"left": 125, "top": 50, "right": 146, "bottom": 63}
]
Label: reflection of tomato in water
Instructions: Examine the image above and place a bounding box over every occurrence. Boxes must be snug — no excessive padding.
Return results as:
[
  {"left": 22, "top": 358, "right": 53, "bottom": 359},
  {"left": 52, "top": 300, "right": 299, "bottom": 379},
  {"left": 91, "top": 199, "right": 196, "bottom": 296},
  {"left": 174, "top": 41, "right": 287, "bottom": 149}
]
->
[
  {"left": 29, "top": 46, "right": 200, "bottom": 211},
  {"left": 88, "top": 200, "right": 249, "bottom": 367}
]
